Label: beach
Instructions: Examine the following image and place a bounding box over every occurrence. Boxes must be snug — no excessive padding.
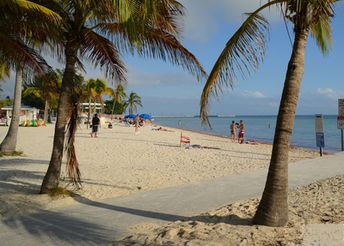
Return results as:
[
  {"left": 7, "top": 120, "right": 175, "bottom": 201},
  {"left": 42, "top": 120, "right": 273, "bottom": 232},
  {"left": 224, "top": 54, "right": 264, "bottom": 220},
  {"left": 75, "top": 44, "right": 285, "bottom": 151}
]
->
[
  {"left": 0, "top": 122, "right": 317, "bottom": 219},
  {"left": 115, "top": 175, "right": 344, "bottom": 245}
]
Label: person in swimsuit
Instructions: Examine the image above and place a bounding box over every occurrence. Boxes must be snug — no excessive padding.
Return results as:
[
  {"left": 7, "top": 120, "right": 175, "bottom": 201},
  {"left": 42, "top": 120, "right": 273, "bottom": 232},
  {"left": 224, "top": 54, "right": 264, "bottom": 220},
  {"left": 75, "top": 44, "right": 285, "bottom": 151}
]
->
[
  {"left": 135, "top": 115, "right": 140, "bottom": 134},
  {"left": 230, "top": 121, "right": 237, "bottom": 142},
  {"left": 238, "top": 120, "right": 245, "bottom": 144}
]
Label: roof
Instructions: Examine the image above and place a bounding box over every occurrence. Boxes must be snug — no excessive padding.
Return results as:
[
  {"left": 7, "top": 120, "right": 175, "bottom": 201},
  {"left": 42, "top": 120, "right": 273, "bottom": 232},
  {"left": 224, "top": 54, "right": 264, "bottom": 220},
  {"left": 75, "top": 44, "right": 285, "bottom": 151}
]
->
[{"left": 1, "top": 105, "right": 38, "bottom": 111}]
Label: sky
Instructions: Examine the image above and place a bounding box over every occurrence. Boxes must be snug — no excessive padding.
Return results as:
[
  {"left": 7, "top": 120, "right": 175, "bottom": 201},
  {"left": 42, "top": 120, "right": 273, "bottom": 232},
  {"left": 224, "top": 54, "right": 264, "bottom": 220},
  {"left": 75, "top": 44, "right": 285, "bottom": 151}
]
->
[{"left": 1, "top": 0, "right": 344, "bottom": 116}]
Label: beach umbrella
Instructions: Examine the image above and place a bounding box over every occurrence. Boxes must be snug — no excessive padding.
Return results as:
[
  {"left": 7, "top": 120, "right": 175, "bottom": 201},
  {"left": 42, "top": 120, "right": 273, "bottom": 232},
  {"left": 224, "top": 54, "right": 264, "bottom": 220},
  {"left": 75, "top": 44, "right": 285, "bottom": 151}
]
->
[
  {"left": 139, "top": 114, "right": 153, "bottom": 120},
  {"left": 125, "top": 114, "right": 137, "bottom": 119}
]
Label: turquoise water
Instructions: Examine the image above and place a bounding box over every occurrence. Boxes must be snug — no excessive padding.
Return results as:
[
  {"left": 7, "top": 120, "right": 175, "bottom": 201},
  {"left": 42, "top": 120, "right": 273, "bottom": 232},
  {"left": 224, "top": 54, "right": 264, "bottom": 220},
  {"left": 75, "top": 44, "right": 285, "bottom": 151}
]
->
[{"left": 154, "top": 115, "right": 343, "bottom": 152}]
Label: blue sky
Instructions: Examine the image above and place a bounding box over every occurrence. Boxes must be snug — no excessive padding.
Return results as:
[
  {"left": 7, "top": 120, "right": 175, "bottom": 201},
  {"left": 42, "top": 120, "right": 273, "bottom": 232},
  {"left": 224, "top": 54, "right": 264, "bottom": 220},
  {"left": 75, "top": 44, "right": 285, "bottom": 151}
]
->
[{"left": 2, "top": 1, "right": 344, "bottom": 116}]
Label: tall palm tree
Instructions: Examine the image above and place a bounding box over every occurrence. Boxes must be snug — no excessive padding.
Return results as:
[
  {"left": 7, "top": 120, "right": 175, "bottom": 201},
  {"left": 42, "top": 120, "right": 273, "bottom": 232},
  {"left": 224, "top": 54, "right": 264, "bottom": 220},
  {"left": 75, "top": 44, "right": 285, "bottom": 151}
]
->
[
  {"left": 23, "top": 71, "right": 59, "bottom": 124},
  {"left": 200, "top": 0, "right": 336, "bottom": 226},
  {"left": 0, "top": 1, "right": 59, "bottom": 153},
  {"left": 39, "top": 0, "right": 206, "bottom": 193},
  {"left": 127, "top": 92, "right": 142, "bottom": 115}
]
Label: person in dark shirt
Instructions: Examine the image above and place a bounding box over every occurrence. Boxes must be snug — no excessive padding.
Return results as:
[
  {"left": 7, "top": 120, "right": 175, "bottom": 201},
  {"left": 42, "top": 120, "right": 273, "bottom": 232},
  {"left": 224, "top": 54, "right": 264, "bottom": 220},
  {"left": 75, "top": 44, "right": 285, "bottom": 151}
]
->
[{"left": 91, "top": 113, "right": 100, "bottom": 138}]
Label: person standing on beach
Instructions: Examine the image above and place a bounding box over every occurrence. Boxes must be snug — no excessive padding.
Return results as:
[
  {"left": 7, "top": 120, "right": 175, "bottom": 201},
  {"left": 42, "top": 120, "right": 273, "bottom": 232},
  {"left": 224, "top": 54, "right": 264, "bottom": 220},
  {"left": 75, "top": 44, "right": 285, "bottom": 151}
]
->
[
  {"left": 91, "top": 113, "right": 100, "bottom": 138},
  {"left": 135, "top": 115, "right": 140, "bottom": 134},
  {"left": 230, "top": 121, "right": 237, "bottom": 142},
  {"left": 238, "top": 120, "right": 245, "bottom": 144}
]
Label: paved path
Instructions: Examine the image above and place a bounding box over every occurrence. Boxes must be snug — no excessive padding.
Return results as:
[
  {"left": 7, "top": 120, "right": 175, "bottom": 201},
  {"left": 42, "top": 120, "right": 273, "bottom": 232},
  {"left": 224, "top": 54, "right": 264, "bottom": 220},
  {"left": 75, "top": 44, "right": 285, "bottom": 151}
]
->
[{"left": 1, "top": 152, "right": 343, "bottom": 245}]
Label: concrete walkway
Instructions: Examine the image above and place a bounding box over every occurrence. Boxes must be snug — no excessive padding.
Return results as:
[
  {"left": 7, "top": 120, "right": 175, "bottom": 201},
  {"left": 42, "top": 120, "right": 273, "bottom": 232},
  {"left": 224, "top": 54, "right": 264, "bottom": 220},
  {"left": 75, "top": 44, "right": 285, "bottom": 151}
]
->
[{"left": 1, "top": 152, "right": 343, "bottom": 245}]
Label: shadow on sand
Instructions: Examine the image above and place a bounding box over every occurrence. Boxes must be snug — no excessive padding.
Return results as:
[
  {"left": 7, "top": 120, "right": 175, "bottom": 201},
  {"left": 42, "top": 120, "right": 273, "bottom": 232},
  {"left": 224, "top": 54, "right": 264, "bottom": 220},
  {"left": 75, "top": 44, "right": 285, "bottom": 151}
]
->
[{"left": 72, "top": 194, "right": 252, "bottom": 226}]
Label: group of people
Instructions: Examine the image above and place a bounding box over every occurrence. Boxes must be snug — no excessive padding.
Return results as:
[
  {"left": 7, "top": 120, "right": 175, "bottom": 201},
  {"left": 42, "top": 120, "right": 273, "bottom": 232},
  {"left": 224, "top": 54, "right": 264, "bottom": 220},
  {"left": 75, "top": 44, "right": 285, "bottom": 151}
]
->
[
  {"left": 230, "top": 120, "right": 245, "bottom": 144},
  {"left": 90, "top": 113, "right": 150, "bottom": 138}
]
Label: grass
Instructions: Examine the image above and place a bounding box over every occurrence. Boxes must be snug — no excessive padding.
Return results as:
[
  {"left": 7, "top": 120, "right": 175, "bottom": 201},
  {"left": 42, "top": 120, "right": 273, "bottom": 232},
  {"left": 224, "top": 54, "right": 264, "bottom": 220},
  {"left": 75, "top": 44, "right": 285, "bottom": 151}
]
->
[
  {"left": 0, "top": 150, "right": 23, "bottom": 157},
  {"left": 48, "top": 187, "right": 73, "bottom": 199}
]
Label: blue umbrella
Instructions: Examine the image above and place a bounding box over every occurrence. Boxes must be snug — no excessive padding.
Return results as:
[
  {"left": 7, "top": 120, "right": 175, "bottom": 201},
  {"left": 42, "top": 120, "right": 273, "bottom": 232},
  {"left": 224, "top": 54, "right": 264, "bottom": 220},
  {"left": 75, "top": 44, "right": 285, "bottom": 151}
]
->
[
  {"left": 139, "top": 114, "right": 153, "bottom": 120},
  {"left": 125, "top": 114, "right": 138, "bottom": 119}
]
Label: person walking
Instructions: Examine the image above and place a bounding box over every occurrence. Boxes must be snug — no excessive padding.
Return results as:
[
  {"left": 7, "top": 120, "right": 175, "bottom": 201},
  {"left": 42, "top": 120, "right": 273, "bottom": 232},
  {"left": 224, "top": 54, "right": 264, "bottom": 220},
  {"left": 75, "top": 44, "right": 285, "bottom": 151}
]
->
[
  {"left": 238, "top": 120, "right": 245, "bottom": 144},
  {"left": 91, "top": 113, "right": 100, "bottom": 138}
]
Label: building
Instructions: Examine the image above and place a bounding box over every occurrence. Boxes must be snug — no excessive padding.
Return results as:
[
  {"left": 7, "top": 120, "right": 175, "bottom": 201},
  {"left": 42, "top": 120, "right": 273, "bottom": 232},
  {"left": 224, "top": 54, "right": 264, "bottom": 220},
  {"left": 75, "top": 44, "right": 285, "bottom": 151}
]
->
[{"left": 0, "top": 105, "right": 39, "bottom": 126}]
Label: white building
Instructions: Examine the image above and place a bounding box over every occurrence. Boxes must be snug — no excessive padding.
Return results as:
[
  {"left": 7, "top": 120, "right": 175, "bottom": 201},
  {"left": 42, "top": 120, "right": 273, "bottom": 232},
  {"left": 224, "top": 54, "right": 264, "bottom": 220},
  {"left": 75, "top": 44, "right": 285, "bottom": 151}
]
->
[{"left": 0, "top": 105, "right": 39, "bottom": 126}]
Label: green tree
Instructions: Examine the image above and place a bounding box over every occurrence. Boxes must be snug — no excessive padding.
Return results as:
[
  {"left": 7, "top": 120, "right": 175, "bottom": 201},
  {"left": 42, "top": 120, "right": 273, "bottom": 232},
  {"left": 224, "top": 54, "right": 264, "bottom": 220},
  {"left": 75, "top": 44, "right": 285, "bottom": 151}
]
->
[
  {"left": 0, "top": 0, "right": 58, "bottom": 153},
  {"left": 200, "top": 0, "right": 335, "bottom": 226},
  {"left": 84, "top": 78, "right": 113, "bottom": 125},
  {"left": 23, "top": 71, "right": 59, "bottom": 124},
  {"left": 111, "top": 83, "right": 127, "bottom": 115},
  {"left": 0, "top": 97, "right": 13, "bottom": 109},
  {"left": 39, "top": 0, "right": 206, "bottom": 193},
  {"left": 127, "top": 92, "right": 142, "bottom": 115}
]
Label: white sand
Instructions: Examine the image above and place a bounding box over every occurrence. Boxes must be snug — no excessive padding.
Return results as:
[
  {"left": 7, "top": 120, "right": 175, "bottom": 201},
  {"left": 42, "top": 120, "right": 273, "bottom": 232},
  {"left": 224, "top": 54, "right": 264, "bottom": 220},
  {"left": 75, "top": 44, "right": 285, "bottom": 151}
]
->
[
  {"left": 114, "top": 175, "right": 344, "bottom": 245},
  {"left": 0, "top": 123, "right": 317, "bottom": 218}
]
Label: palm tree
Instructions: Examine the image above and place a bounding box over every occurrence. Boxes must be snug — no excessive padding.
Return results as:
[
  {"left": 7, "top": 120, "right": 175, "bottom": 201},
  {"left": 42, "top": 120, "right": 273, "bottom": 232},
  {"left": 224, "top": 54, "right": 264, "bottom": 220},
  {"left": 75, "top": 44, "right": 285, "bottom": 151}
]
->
[
  {"left": 0, "top": 0, "right": 59, "bottom": 72},
  {"left": 23, "top": 72, "right": 59, "bottom": 124},
  {"left": 39, "top": 0, "right": 206, "bottom": 193},
  {"left": 199, "top": 0, "right": 336, "bottom": 226},
  {"left": 0, "top": 1, "right": 58, "bottom": 153},
  {"left": 112, "top": 83, "right": 127, "bottom": 115},
  {"left": 127, "top": 92, "right": 142, "bottom": 115},
  {"left": 85, "top": 78, "right": 113, "bottom": 125}
]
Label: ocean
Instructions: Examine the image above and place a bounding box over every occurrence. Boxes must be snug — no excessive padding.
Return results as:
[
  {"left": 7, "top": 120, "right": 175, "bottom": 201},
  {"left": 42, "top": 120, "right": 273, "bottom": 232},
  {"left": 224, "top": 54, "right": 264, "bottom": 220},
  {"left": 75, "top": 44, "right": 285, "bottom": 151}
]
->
[{"left": 154, "top": 115, "right": 343, "bottom": 152}]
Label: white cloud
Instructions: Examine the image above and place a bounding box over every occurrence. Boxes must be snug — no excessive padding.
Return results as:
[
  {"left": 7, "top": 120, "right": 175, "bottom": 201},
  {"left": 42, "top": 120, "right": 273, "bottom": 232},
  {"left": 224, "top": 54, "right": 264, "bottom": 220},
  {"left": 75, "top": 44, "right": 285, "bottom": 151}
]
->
[
  {"left": 180, "top": 0, "right": 280, "bottom": 42},
  {"left": 241, "top": 90, "right": 266, "bottom": 99},
  {"left": 316, "top": 88, "right": 338, "bottom": 100},
  {"left": 126, "top": 67, "right": 197, "bottom": 87}
]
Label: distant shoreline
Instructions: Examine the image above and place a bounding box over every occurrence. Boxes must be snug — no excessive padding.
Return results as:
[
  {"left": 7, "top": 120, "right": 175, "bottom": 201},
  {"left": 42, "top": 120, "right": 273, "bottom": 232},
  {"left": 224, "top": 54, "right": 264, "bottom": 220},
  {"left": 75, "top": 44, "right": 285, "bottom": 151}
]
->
[
  {"left": 154, "top": 115, "right": 339, "bottom": 118},
  {"left": 154, "top": 123, "right": 333, "bottom": 154}
]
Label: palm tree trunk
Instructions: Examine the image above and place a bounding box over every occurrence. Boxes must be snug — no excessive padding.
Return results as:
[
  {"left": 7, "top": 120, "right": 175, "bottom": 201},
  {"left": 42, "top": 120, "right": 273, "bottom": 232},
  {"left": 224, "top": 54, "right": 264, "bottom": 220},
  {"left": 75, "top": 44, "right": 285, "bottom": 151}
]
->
[
  {"left": 43, "top": 100, "right": 49, "bottom": 124},
  {"left": 253, "top": 25, "right": 309, "bottom": 226},
  {"left": 40, "top": 44, "right": 78, "bottom": 193},
  {"left": 0, "top": 68, "right": 23, "bottom": 153},
  {"left": 100, "top": 97, "right": 104, "bottom": 114},
  {"left": 87, "top": 97, "right": 91, "bottom": 129},
  {"left": 111, "top": 99, "right": 115, "bottom": 119}
]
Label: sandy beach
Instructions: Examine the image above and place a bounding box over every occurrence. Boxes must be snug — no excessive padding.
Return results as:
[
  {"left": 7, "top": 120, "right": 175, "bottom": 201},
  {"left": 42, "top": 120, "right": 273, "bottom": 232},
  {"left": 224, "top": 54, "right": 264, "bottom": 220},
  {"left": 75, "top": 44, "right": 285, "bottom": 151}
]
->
[
  {"left": 0, "top": 122, "right": 317, "bottom": 220},
  {"left": 115, "top": 175, "right": 344, "bottom": 245}
]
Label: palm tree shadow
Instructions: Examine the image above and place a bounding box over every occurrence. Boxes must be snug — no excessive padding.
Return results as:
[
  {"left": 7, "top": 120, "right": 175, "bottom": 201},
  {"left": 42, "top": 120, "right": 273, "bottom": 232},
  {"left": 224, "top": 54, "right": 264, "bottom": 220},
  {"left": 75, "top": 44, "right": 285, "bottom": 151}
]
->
[
  {"left": 0, "top": 158, "right": 49, "bottom": 166},
  {"left": 2, "top": 208, "right": 113, "bottom": 245},
  {"left": 72, "top": 194, "right": 252, "bottom": 226},
  {"left": 72, "top": 194, "right": 190, "bottom": 222}
]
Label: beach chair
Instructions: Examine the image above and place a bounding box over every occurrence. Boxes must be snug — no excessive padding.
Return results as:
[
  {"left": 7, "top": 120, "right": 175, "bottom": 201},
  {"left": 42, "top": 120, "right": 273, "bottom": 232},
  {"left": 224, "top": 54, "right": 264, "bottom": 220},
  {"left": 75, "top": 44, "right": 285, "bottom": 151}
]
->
[{"left": 180, "top": 132, "right": 191, "bottom": 147}]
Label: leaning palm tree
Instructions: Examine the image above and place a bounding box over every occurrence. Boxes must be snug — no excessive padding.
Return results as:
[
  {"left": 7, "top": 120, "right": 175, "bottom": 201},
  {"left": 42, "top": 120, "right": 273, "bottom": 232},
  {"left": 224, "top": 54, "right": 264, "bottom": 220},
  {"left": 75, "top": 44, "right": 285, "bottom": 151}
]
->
[
  {"left": 0, "top": 1, "right": 59, "bottom": 153},
  {"left": 127, "top": 92, "right": 142, "bottom": 115},
  {"left": 200, "top": 0, "right": 336, "bottom": 226},
  {"left": 39, "top": 0, "right": 206, "bottom": 193}
]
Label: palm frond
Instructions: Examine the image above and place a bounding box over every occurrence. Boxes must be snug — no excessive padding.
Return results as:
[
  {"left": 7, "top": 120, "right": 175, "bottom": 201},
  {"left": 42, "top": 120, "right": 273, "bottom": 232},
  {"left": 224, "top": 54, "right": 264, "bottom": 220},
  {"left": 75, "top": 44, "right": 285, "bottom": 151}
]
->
[
  {"left": 0, "top": 63, "right": 11, "bottom": 80},
  {"left": 309, "top": 0, "right": 335, "bottom": 54},
  {"left": 23, "top": 86, "right": 42, "bottom": 98},
  {"left": 100, "top": 23, "right": 206, "bottom": 80},
  {"left": 81, "top": 29, "right": 126, "bottom": 82},
  {"left": 0, "top": 0, "right": 61, "bottom": 22},
  {"left": 65, "top": 101, "right": 81, "bottom": 187},
  {"left": 0, "top": 33, "right": 50, "bottom": 72},
  {"left": 200, "top": 11, "right": 270, "bottom": 126}
]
